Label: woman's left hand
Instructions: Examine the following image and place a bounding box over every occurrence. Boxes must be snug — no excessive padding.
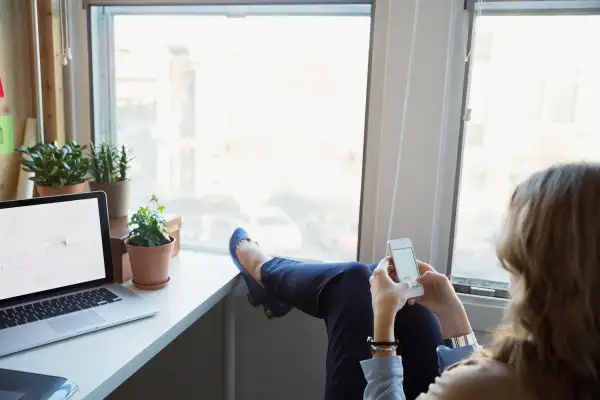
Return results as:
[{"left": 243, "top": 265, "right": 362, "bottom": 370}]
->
[{"left": 369, "top": 257, "right": 416, "bottom": 322}]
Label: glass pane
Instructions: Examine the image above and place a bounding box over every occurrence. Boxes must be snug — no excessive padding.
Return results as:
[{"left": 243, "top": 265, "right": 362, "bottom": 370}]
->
[
  {"left": 452, "top": 15, "right": 600, "bottom": 290},
  {"left": 112, "top": 7, "right": 371, "bottom": 261}
]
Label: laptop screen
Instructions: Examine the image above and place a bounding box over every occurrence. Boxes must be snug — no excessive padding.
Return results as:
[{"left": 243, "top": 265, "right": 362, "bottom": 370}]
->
[{"left": 0, "top": 197, "right": 107, "bottom": 301}]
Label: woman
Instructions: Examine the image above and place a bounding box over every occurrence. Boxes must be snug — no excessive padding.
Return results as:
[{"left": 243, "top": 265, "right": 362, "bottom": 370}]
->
[{"left": 229, "top": 163, "right": 600, "bottom": 399}]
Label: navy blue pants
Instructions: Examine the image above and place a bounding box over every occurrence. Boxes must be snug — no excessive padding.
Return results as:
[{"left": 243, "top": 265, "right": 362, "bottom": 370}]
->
[{"left": 261, "top": 258, "right": 443, "bottom": 400}]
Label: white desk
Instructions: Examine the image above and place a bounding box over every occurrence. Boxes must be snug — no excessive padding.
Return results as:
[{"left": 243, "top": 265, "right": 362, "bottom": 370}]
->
[{"left": 0, "top": 251, "right": 241, "bottom": 399}]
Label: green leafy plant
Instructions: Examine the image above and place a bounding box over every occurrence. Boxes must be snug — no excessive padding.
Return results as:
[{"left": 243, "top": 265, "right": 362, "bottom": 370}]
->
[
  {"left": 119, "top": 145, "right": 133, "bottom": 181},
  {"left": 127, "top": 195, "right": 171, "bottom": 247},
  {"left": 17, "top": 140, "right": 90, "bottom": 187},
  {"left": 89, "top": 143, "right": 133, "bottom": 184}
]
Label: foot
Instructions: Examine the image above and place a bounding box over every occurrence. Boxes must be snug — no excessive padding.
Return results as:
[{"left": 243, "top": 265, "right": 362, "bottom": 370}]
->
[{"left": 236, "top": 239, "right": 272, "bottom": 287}]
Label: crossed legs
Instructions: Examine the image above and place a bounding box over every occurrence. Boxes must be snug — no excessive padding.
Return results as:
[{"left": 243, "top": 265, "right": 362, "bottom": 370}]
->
[{"left": 236, "top": 240, "right": 443, "bottom": 399}]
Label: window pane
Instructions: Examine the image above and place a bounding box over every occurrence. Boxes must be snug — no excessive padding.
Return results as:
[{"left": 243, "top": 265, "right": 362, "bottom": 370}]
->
[
  {"left": 112, "top": 7, "right": 371, "bottom": 261},
  {"left": 452, "top": 15, "right": 600, "bottom": 289}
]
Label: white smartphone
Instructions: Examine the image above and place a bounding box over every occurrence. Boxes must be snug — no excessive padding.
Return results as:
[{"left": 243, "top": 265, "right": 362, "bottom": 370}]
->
[{"left": 387, "top": 238, "right": 424, "bottom": 299}]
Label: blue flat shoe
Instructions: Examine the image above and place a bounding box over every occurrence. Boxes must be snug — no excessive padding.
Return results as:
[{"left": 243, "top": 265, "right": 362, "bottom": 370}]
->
[{"left": 229, "top": 228, "right": 292, "bottom": 319}]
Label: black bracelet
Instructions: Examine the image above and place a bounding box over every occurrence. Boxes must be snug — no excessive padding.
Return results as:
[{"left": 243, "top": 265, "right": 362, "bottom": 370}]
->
[{"left": 367, "top": 336, "right": 399, "bottom": 346}]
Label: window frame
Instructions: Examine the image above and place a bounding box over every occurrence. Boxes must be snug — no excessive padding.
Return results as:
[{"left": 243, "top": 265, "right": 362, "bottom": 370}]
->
[
  {"left": 88, "top": 0, "right": 472, "bottom": 267},
  {"left": 88, "top": 0, "right": 576, "bottom": 333},
  {"left": 476, "top": 0, "right": 600, "bottom": 14},
  {"left": 90, "top": 2, "right": 375, "bottom": 262},
  {"left": 81, "top": 0, "right": 600, "bottom": 335},
  {"left": 436, "top": 0, "right": 600, "bottom": 328}
]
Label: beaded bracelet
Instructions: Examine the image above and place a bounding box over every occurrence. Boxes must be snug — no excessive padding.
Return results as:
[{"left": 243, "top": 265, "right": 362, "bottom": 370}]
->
[{"left": 367, "top": 336, "right": 399, "bottom": 353}]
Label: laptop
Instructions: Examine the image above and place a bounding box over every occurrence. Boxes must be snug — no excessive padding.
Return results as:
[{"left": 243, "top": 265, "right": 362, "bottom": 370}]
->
[{"left": 0, "top": 192, "right": 157, "bottom": 357}]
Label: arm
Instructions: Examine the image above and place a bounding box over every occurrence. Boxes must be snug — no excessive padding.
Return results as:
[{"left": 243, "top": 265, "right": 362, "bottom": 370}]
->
[
  {"left": 360, "top": 345, "right": 479, "bottom": 400},
  {"left": 435, "top": 300, "right": 478, "bottom": 371},
  {"left": 360, "top": 313, "right": 477, "bottom": 400},
  {"left": 437, "top": 345, "right": 478, "bottom": 371},
  {"left": 363, "top": 259, "right": 476, "bottom": 399},
  {"left": 361, "top": 356, "right": 406, "bottom": 400},
  {"left": 361, "top": 315, "right": 406, "bottom": 400}
]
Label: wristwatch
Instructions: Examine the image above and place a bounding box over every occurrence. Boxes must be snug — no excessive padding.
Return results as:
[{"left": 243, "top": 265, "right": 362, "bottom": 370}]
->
[{"left": 443, "top": 332, "right": 478, "bottom": 349}]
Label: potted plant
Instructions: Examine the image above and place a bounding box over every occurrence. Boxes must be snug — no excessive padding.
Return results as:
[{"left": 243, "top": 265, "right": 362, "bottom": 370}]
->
[
  {"left": 17, "top": 140, "right": 90, "bottom": 197},
  {"left": 125, "top": 195, "right": 175, "bottom": 290},
  {"left": 88, "top": 143, "right": 134, "bottom": 219}
]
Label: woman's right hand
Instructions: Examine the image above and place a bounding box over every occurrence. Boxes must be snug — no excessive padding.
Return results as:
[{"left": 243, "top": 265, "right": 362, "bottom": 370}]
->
[{"left": 410, "top": 261, "right": 473, "bottom": 338}]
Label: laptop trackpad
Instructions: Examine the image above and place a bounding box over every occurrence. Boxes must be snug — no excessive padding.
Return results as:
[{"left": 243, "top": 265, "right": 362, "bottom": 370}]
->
[{"left": 47, "top": 311, "right": 105, "bottom": 334}]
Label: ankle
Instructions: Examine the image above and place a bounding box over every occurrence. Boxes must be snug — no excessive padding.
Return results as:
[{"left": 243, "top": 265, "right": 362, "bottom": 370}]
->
[
  {"left": 252, "top": 259, "right": 271, "bottom": 286},
  {"left": 252, "top": 262, "right": 262, "bottom": 286}
]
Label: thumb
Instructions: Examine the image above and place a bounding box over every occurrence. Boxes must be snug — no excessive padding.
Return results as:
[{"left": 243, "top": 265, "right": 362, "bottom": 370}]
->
[
  {"left": 417, "top": 270, "right": 438, "bottom": 284},
  {"left": 404, "top": 276, "right": 417, "bottom": 287},
  {"left": 374, "top": 257, "right": 391, "bottom": 277},
  {"left": 397, "top": 276, "right": 416, "bottom": 295},
  {"left": 416, "top": 260, "right": 435, "bottom": 275}
]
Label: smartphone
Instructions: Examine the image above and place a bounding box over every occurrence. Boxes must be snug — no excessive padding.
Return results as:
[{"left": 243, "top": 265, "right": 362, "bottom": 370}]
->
[{"left": 387, "top": 238, "right": 424, "bottom": 299}]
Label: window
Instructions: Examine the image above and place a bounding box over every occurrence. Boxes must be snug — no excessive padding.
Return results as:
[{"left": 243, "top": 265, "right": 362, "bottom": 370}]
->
[
  {"left": 91, "top": 4, "right": 371, "bottom": 261},
  {"left": 542, "top": 80, "right": 579, "bottom": 123},
  {"left": 465, "top": 123, "right": 485, "bottom": 146},
  {"left": 451, "top": 13, "right": 600, "bottom": 294},
  {"left": 472, "top": 29, "right": 493, "bottom": 61}
]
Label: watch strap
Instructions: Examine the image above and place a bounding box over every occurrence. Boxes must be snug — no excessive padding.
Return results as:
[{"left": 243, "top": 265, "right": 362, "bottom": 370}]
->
[{"left": 443, "top": 332, "right": 478, "bottom": 349}]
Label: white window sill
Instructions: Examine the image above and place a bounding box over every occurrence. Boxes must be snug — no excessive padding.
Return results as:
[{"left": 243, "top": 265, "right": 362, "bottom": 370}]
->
[{"left": 459, "top": 293, "right": 508, "bottom": 333}]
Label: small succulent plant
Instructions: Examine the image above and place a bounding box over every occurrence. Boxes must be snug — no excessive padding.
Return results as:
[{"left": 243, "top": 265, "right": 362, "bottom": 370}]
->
[
  {"left": 89, "top": 143, "right": 133, "bottom": 184},
  {"left": 17, "top": 140, "right": 90, "bottom": 187},
  {"left": 127, "top": 195, "right": 171, "bottom": 247}
]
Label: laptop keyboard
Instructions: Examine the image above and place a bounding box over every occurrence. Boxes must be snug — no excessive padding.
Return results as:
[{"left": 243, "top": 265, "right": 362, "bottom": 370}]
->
[{"left": 0, "top": 288, "right": 122, "bottom": 330}]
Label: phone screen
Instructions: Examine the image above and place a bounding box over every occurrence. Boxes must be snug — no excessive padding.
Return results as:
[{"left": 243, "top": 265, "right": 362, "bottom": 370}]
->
[{"left": 391, "top": 248, "right": 420, "bottom": 281}]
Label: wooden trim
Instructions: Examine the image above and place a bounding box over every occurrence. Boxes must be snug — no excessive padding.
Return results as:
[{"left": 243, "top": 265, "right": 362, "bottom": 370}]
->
[
  {"left": 38, "top": 0, "right": 65, "bottom": 144},
  {"left": 26, "top": 0, "right": 37, "bottom": 116},
  {"left": 0, "top": 0, "right": 36, "bottom": 201}
]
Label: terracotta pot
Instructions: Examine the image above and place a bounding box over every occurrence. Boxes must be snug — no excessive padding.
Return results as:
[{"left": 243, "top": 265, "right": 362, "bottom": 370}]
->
[
  {"left": 36, "top": 182, "right": 87, "bottom": 197},
  {"left": 89, "top": 180, "right": 130, "bottom": 219},
  {"left": 125, "top": 236, "right": 175, "bottom": 290}
]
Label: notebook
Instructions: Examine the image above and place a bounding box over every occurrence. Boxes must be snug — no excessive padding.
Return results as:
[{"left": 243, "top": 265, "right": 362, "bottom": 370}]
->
[{"left": 0, "top": 368, "right": 78, "bottom": 400}]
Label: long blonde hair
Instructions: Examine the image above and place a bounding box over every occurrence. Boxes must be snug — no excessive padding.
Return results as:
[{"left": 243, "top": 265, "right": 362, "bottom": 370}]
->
[{"left": 491, "top": 163, "right": 600, "bottom": 398}]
